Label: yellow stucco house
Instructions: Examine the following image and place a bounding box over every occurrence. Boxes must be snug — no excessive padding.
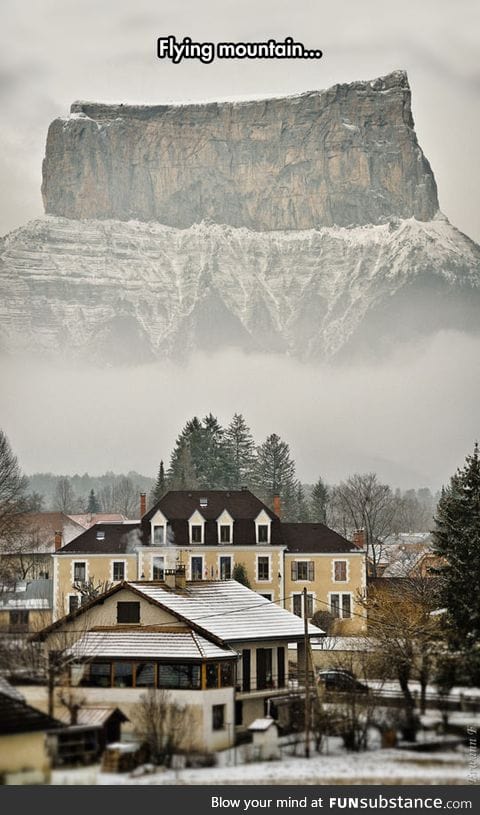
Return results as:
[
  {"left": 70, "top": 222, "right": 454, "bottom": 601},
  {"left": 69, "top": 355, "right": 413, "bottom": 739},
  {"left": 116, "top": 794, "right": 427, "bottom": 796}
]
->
[{"left": 52, "top": 490, "right": 367, "bottom": 635}]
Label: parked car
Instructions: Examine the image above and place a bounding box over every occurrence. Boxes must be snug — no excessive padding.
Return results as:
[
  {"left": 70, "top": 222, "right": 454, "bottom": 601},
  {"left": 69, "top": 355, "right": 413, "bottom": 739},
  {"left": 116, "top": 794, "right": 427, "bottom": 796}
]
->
[{"left": 317, "top": 669, "right": 369, "bottom": 694}]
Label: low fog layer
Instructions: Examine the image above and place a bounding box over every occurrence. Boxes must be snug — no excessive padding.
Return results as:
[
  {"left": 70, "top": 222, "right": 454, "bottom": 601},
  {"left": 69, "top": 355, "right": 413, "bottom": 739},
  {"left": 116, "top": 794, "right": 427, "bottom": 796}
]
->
[{"left": 1, "top": 330, "right": 478, "bottom": 491}]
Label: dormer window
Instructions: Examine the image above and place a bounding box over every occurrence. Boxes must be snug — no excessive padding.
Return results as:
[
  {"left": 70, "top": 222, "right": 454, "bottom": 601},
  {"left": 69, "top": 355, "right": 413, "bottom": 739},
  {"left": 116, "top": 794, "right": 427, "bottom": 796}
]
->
[
  {"left": 254, "top": 510, "right": 271, "bottom": 544},
  {"left": 257, "top": 525, "right": 268, "bottom": 543},
  {"left": 96, "top": 530, "right": 105, "bottom": 541},
  {"left": 153, "top": 526, "right": 165, "bottom": 545},
  {"left": 200, "top": 497, "right": 208, "bottom": 508},
  {"left": 189, "top": 510, "right": 205, "bottom": 544},
  {"left": 149, "top": 509, "right": 167, "bottom": 547},
  {"left": 191, "top": 525, "right": 203, "bottom": 543},
  {"left": 220, "top": 525, "right": 231, "bottom": 543},
  {"left": 216, "top": 509, "right": 234, "bottom": 545}
]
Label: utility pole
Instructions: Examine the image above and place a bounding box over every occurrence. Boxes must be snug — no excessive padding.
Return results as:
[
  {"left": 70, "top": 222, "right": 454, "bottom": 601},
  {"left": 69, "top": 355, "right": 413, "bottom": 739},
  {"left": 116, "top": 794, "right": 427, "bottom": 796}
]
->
[{"left": 303, "top": 586, "right": 310, "bottom": 758}]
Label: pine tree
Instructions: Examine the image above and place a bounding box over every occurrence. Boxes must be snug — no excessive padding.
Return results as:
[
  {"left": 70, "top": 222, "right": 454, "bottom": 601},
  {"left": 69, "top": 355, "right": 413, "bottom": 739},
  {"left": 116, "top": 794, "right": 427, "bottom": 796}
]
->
[
  {"left": 167, "top": 414, "right": 233, "bottom": 489},
  {"left": 310, "top": 476, "right": 329, "bottom": 523},
  {"left": 232, "top": 562, "right": 251, "bottom": 589},
  {"left": 150, "top": 460, "right": 167, "bottom": 505},
  {"left": 86, "top": 488, "right": 100, "bottom": 514},
  {"left": 292, "top": 481, "right": 310, "bottom": 522},
  {"left": 253, "top": 433, "right": 297, "bottom": 517},
  {"left": 433, "top": 443, "right": 480, "bottom": 679},
  {"left": 168, "top": 443, "right": 199, "bottom": 490},
  {"left": 200, "top": 413, "right": 233, "bottom": 487},
  {"left": 224, "top": 413, "right": 256, "bottom": 489},
  {"left": 0, "top": 429, "right": 28, "bottom": 539}
]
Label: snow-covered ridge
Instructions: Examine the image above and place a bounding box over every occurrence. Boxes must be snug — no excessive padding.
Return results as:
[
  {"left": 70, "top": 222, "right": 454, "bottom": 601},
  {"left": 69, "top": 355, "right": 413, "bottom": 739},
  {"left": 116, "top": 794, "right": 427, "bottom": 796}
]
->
[{"left": 0, "top": 214, "right": 479, "bottom": 365}]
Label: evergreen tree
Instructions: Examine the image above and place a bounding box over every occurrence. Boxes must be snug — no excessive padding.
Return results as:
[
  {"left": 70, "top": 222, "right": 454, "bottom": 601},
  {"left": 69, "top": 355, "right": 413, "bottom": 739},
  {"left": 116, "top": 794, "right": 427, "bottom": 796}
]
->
[
  {"left": 200, "top": 413, "right": 234, "bottom": 487},
  {"left": 167, "top": 414, "right": 233, "bottom": 489},
  {"left": 0, "top": 429, "right": 28, "bottom": 539},
  {"left": 168, "top": 442, "right": 199, "bottom": 490},
  {"left": 232, "top": 562, "right": 251, "bottom": 589},
  {"left": 310, "top": 476, "right": 329, "bottom": 523},
  {"left": 292, "top": 481, "right": 310, "bottom": 522},
  {"left": 224, "top": 413, "right": 256, "bottom": 489},
  {"left": 253, "top": 433, "right": 297, "bottom": 518},
  {"left": 150, "top": 460, "right": 167, "bottom": 505},
  {"left": 433, "top": 443, "right": 480, "bottom": 680},
  {"left": 86, "top": 488, "right": 100, "bottom": 514}
]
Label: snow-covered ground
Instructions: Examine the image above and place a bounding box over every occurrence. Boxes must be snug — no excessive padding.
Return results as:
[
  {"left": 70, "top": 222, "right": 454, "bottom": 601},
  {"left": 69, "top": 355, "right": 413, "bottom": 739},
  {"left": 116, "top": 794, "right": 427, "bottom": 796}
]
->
[{"left": 51, "top": 740, "right": 472, "bottom": 786}]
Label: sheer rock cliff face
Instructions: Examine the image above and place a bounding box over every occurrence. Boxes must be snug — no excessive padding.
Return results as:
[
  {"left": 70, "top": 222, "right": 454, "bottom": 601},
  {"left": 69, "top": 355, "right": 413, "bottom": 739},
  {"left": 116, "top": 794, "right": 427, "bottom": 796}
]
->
[
  {"left": 41, "top": 71, "right": 439, "bottom": 231},
  {"left": 1, "top": 71, "right": 478, "bottom": 366}
]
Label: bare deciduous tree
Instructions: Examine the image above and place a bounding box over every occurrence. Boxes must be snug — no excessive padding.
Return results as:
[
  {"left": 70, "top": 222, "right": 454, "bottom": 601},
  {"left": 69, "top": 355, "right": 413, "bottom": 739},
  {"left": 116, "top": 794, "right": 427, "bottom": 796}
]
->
[
  {"left": 132, "top": 689, "right": 195, "bottom": 765},
  {"left": 53, "top": 476, "right": 77, "bottom": 513},
  {"left": 328, "top": 473, "right": 399, "bottom": 577},
  {"left": 362, "top": 576, "right": 442, "bottom": 738}
]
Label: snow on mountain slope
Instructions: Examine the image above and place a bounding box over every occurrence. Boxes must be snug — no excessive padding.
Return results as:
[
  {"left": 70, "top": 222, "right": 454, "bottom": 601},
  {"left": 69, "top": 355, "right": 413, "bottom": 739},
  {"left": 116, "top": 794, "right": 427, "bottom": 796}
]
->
[{"left": 0, "top": 214, "right": 479, "bottom": 365}]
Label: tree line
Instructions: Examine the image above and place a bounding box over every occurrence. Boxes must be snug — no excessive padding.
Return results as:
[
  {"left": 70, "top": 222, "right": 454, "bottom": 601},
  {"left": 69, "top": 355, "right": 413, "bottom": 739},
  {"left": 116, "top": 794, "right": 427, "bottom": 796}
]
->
[
  {"left": 1, "top": 426, "right": 480, "bottom": 690},
  {"left": 150, "top": 412, "right": 437, "bottom": 532}
]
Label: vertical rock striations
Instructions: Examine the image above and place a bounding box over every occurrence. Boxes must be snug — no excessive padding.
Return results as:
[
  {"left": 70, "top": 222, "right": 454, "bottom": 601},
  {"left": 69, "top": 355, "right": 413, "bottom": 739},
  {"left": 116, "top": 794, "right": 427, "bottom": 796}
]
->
[{"left": 41, "top": 71, "right": 438, "bottom": 230}]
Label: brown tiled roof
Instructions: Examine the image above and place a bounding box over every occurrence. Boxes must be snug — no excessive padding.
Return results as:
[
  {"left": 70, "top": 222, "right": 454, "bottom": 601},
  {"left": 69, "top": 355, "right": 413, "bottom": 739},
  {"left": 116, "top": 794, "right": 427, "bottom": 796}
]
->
[
  {"left": 141, "top": 490, "right": 283, "bottom": 546},
  {"left": 282, "top": 523, "right": 358, "bottom": 554},
  {"left": 56, "top": 522, "right": 142, "bottom": 554},
  {"left": 19, "top": 512, "right": 81, "bottom": 531}
]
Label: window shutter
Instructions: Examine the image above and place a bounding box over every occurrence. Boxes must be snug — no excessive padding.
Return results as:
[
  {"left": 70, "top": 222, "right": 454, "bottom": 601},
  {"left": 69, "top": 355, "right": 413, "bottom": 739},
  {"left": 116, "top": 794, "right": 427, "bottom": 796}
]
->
[
  {"left": 307, "top": 561, "right": 314, "bottom": 581},
  {"left": 291, "top": 562, "right": 298, "bottom": 581}
]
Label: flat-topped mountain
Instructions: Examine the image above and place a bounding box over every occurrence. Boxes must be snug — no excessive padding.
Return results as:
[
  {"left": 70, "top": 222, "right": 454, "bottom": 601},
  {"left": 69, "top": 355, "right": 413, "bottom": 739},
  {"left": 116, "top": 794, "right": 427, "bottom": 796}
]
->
[
  {"left": 41, "top": 71, "right": 438, "bottom": 231},
  {"left": 1, "top": 71, "right": 478, "bottom": 366}
]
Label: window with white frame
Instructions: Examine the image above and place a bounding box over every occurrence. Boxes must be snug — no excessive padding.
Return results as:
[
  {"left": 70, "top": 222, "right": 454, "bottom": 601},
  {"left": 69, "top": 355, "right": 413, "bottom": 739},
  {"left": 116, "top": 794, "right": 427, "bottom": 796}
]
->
[
  {"left": 191, "top": 556, "right": 204, "bottom": 581},
  {"left": 216, "top": 509, "right": 233, "bottom": 544},
  {"left": 330, "top": 593, "right": 352, "bottom": 619},
  {"left": 219, "top": 525, "right": 231, "bottom": 543},
  {"left": 153, "top": 526, "right": 165, "bottom": 545},
  {"left": 112, "top": 561, "right": 125, "bottom": 581},
  {"left": 152, "top": 556, "right": 164, "bottom": 580},
  {"left": 257, "top": 525, "right": 269, "bottom": 543},
  {"left": 191, "top": 525, "right": 202, "bottom": 543},
  {"left": 219, "top": 555, "right": 232, "bottom": 580},
  {"left": 292, "top": 592, "right": 314, "bottom": 618},
  {"left": 254, "top": 510, "right": 271, "bottom": 544},
  {"left": 256, "top": 555, "right": 270, "bottom": 581},
  {"left": 68, "top": 594, "right": 79, "bottom": 614},
  {"left": 291, "top": 561, "right": 315, "bottom": 581},
  {"left": 73, "top": 562, "right": 86, "bottom": 582},
  {"left": 333, "top": 560, "right": 348, "bottom": 582}
]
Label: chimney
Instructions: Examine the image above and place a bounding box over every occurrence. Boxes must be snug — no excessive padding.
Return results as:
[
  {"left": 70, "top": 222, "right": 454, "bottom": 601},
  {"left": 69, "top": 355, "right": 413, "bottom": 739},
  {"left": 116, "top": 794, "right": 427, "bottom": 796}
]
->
[
  {"left": 175, "top": 564, "right": 186, "bottom": 590},
  {"left": 54, "top": 531, "right": 62, "bottom": 551},
  {"left": 140, "top": 492, "right": 147, "bottom": 517},
  {"left": 164, "top": 569, "right": 176, "bottom": 589},
  {"left": 353, "top": 529, "right": 365, "bottom": 549},
  {"left": 273, "top": 494, "right": 281, "bottom": 518}
]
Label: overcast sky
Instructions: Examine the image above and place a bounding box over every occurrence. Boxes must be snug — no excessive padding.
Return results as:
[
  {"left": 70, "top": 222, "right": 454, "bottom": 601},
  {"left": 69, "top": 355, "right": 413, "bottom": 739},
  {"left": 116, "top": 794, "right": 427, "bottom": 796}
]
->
[
  {"left": 0, "top": 1, "right": 479, "bottom": 489},
  {"left": 1, "top": 0, "right": 479, "bottom": 241}
]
